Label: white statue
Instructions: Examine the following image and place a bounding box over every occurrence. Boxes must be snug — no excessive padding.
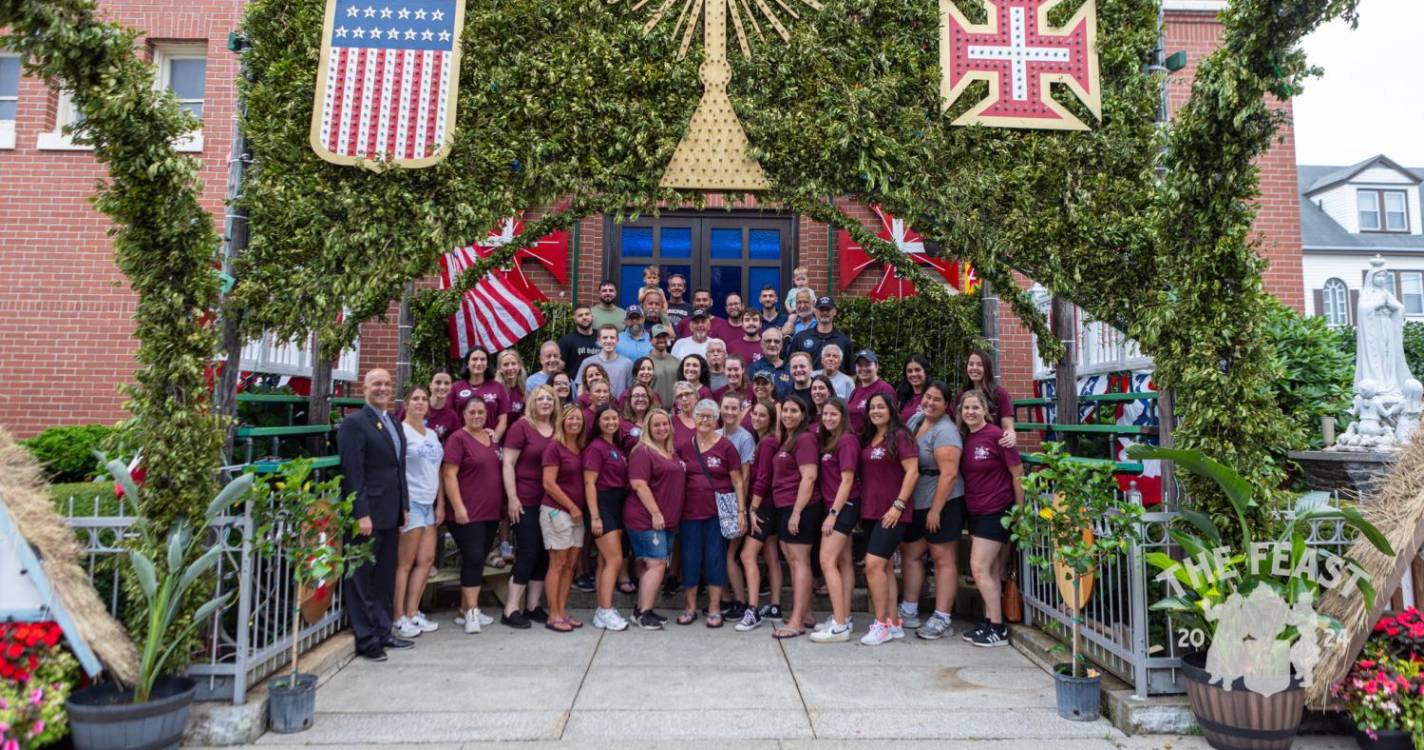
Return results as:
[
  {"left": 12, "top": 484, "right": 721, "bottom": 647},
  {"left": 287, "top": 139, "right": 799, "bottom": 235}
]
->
[
  {"left": 1356, "top": 256, "right": 1413, "bottom": 399},
  {"left": 1394, "top": 379, "right": 1423, "bottom": 445}
]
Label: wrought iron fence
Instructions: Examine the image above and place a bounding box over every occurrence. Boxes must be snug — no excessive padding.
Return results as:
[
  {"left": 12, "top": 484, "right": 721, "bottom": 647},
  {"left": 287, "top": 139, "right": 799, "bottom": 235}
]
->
[{"left": 62, "top": 491, "right": 346, "bottom": 705}]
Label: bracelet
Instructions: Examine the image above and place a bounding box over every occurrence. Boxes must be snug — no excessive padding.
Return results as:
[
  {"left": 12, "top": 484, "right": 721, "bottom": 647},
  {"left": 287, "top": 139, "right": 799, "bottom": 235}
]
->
[
  {"left": 828, "top": 508, "right": 839, "bottom": 516},
  {"left": 892, "top": 500, "right": 907, "bottom": 511}
]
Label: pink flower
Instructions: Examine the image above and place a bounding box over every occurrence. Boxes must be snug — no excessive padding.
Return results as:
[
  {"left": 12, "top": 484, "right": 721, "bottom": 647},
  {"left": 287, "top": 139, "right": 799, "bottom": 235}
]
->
[
  {"left": 3, "top": 739, "right": 17, "bottom": 750},
  {"left": 27, "top": 720, "right": 44, "bottom": 737},
  {"left": 29, "top": 687, "right": 43, "bottom": 706}
]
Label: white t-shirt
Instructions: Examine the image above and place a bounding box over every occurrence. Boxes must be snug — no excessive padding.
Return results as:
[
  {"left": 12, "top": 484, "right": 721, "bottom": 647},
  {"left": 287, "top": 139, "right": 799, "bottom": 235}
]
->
[
  {"left": 672, "top": 336, "right": 718, "bottom": 361},
  {"left": 403, "top": 423, "right": 443, "bottom": 505}
]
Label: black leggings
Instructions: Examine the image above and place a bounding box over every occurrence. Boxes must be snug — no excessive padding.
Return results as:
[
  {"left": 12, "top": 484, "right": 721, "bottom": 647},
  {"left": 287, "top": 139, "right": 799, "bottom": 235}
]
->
[
  {"left": 447, "top": 520, "right": 499, "bottom": 587},
  {"left": 512, "top": 507, "right": 549, "bottom": 585}
]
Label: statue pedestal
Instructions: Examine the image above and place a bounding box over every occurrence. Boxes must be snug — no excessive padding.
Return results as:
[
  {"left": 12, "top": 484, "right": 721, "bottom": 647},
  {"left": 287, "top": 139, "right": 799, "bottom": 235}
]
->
[{"left": 1289, "top": 450, "right": 1398, "bottom": 498}]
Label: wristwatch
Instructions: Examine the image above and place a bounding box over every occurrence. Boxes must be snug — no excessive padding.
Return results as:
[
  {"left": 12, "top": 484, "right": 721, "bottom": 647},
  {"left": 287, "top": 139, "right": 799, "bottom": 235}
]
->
[{"left": 892, "top": 500, "right": 907, "bottom": 511}]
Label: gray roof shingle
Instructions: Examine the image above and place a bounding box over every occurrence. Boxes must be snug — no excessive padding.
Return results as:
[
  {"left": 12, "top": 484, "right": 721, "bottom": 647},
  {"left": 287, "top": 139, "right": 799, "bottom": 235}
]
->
[{"left": 1299, "top": 159, "right": 1424, "bottom": 253}]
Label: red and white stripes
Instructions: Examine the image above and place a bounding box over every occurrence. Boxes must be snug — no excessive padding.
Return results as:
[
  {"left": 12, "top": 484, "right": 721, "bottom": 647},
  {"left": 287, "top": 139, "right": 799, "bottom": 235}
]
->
[
  {"left": 319, "top": 46, "right": 450, "bottom": 161},
  {"left": 439, "top": 245, "right": 546, "bottom": 357}
]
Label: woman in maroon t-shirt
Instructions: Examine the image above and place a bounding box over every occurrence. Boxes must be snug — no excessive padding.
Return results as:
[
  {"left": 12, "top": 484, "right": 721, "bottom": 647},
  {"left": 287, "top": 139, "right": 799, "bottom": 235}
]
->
[
  {"left": 848, "top": 350, "right": 898, "bottom": 433},
  {"left": 957, "top": 390, "right": 1024, "bottom": 647},
  {"left": 582, "top": 380, "right": 614, "bottom": 437},
  {"left": 678, "top": 355, "right": 715, "bottom": 400},
  {"left": 746, "top": 395, "right": 820, "bottom": 638},
  {"left": 670, "top": 381, "right": 700, "bottom": 447},
  {"left": 714, "top": 354, "right": 750, "bottom": 406},
  {"left": 811, "top": 399, "right": 860, "bottom": 641},
  {"left": 551, "top": 372, "right": 573, "bottom": 408},
  {"left": 896, "top": 354, "right": 932, "bottom": 423},
  {"left": 857, "top": 392, "right": 919, "bottom": 646},
  {"left": 497, "top": 349, "right": 528, "bottom": 422},
  {"left": 584, "top": 406, "right": 633, "bottom": 630},
  {"left": 578, "top": 362, "right": 609, "bottom": 406},
  {"left": 626, "top": 410, "right": 688, "bottom": 630},
  {"left": 627, "top": 358, "right": 660, "bottom": 408},
  {"left": 452, "top": 348, "right": 511, "bottom": 440},
  {"left": 498, "top": 384, "right": 558, "bottom": 629},
  {"left": 618, "top": 384, "right": 655, "bottom": 450},
  {"left": 675, "top": 398, "right": 744, "bottom": 627},
  {"left": 425, "top": 369, "right": 462, "bottom": 441},
  {"left": 441, "top": 398, "right": 506, "bottom": 633},
  {"left": 957, "top": 349, "right": 1017, "bottom": 448},
  {"left": 540, "top": 406, "right": 588, "bottom": 633},
  {"left": 808, "top": 375, "right": 835, "bottom": 431}
]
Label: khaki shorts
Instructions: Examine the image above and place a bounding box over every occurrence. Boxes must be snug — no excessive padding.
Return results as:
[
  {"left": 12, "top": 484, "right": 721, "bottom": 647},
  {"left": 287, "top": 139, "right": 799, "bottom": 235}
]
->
[{"left": 539, "top": 507, "right": 586, "bottom": 551}]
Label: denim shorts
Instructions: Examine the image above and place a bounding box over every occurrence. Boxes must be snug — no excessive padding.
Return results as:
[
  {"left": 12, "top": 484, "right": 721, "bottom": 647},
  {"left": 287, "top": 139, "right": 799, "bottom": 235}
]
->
[
  {"left": 403, "top": 503, "right": 436, "bottom": 532},
  {"left": 628, "top": 528, "right": 676, "bottom": 561}
]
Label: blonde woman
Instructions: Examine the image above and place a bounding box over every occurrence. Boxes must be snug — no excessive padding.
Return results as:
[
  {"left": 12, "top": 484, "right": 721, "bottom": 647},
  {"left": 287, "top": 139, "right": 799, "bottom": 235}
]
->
[
  {"left": 626, "top": 409, "right": 687, "bottom": 630},
  {"left": 499, "top": 384, "right": 557, "bottom": 629},
  {"left": 497, "top": 349, "right": 529, "bottom": 420},
  {"left": 541, "top": 405, "right": 588, "bottom": 632}
]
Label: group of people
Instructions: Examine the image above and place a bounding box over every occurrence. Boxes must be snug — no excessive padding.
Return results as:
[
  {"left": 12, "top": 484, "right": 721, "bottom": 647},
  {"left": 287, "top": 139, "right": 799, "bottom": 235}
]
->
[{"left": 338, "top": 272, "right": 1024, "bottom": 663}]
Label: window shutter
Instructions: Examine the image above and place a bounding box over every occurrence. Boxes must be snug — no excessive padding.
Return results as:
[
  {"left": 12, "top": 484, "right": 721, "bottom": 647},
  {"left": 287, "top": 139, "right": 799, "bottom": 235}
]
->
[
  {"left": 1349, "top": 290, "right": 1360, "bottom": 326},
  {"left": 1312, "top": 289, "right": 1325, "bottom": 319}
]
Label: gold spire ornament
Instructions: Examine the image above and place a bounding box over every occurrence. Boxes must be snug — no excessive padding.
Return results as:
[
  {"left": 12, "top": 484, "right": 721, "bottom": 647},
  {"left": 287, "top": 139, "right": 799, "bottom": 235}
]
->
[{"left": 622, "top": 0, "right": 822, "bottom": 191}]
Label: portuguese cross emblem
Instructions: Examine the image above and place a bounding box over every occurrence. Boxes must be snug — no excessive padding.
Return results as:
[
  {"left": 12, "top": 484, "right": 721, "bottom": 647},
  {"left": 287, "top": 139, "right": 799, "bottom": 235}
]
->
[{"left": 939, "top": 0, "right": 1101, "bottom": 130}]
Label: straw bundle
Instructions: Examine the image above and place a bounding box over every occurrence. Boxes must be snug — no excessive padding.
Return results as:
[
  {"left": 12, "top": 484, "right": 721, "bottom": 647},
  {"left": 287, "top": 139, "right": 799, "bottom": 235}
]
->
[
  {"left": 1310, "top": 434, "right": 1424, "bottom": 706},
  {"left": 0, "top": 427, "right": 138, "bottom": 683}
]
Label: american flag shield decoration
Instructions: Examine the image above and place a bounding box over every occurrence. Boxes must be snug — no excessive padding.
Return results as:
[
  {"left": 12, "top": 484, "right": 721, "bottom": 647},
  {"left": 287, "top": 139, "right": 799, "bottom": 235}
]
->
[{"left": 309, "top": 0, "right": 466, "bottom": 169}]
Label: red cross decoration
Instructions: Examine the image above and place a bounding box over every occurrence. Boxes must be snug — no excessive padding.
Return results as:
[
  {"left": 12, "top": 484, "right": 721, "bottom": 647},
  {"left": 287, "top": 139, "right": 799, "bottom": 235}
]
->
[
  {"left": 462, "top": 211, "right": 570, "bottom": 301},
  {"left": 837, "top": 206, "right": 965, "bottom": 301},
  {"left": 939, "top": 0, "right": 1101, "bottom": 130}
]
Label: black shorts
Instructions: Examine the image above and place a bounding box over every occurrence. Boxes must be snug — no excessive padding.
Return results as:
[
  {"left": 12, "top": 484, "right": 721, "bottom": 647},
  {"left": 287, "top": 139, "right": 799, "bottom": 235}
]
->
[
  {"left": 775, "top": 502, "right": 824, "bottom": 545},
  {"left": 749, "top": 503, "right": 776, "bottom": 542},
  {"left": 901, "top": 508, "right": 925, "bottom": 543},
  {"left": 829, "top": 499, "right": 861, "bottom": 536},
  {"left": 925, "top": 496, "right": 968, "bottom": 545},
  {"left": 860, "top": 517, "right": 909, "bottom": 559},
  {"left": 969, "top": 508, "right": 1012, "bottom": 543},
  {"left": 595, "top": 488, "right": 627, "bottom": 535}
]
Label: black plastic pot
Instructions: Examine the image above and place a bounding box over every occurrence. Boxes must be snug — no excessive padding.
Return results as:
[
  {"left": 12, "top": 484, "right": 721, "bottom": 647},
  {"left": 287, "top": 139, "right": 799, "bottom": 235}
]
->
[
  {"left": 1352, "top": 726, "right": 1415, "bottom": 750},
  {"left": 1181, "top": 651, "right": 1304, "bottom": 750},
  {"left": 65, "top": 676, "right": 196, "bottom": 750},
  {"left": 268, "top": 672, "right": 319, "bottom": 733},
  {"left": 1052, "top": 664, "right": 1101, "bottom": 721}
]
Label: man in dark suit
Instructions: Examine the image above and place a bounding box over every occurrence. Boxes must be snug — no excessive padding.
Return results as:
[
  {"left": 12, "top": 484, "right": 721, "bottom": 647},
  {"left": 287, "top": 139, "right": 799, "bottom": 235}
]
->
[{"left": 339, "top": 368, "right": 412, "bottom": 661}]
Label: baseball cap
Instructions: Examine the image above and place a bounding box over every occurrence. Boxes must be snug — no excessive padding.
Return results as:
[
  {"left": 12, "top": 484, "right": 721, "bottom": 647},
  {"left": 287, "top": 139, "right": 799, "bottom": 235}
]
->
[
  {"left": 751, "top": 370, "right": 775, "bottom": 382},
  {"left": 855, "top": 349, "right": 878, "bottom": 365},
  {"left": 651, "top": 324, "right": 673, "bottom": 338},
  {"left": 690, "top": 308, "right": 710, "bottom": 320},
  {"left": 625, "top": 304, "right": 644, "bottom": 318},
  {"left": 815, "top": 296, "right": 835, "bottom": 310}
]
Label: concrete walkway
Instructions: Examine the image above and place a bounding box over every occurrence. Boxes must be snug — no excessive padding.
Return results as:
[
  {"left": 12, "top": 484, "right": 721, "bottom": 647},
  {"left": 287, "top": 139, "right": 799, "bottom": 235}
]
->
[{"left": 222, "top": 609, "right": 1353, "bottom": 748}]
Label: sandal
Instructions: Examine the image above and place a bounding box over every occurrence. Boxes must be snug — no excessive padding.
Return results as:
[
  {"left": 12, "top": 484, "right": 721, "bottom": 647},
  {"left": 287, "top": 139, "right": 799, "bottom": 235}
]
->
[
  {"left": 706, "top": 613, "right": 724, "bottom": 628},
  {"left": 566, "top": 616, "right": 584, "bottom": 629},
  {"left": 676, "top": 610, "right": 698, "bottom": 626},
  {"left": 772, "top": 627, "right": 802, "bottom": 640},
  {"left": 545, "top": 618, "right": 574, "bottom": 633},
  {"left": 617, "top": 580, "right": 637, "bottom": 595}
]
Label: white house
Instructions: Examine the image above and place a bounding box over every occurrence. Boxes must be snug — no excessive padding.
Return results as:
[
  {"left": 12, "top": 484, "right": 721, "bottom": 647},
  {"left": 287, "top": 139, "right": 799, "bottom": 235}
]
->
[{"left": 1301, "top": 154, "right": 1424, "bottom": 325}]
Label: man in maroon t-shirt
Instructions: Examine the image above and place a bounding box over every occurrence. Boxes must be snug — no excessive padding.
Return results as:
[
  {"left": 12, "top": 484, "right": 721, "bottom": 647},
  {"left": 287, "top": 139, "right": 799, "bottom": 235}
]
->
[{"left": 725, "top": 309, "right": 764, "bottom": 366}]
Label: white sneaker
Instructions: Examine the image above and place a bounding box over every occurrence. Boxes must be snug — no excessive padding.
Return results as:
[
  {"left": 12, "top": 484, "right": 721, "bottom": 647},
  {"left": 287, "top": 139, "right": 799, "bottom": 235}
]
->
[
  {"left": 889, "top": 620, "right": 906, "bottom": 640},
  {"left": 809, "top": 622, "right": 851, "bottom": 643},
  {"left": 411, "top": 611, "right": 439, "bottom": 633},
  {"left": 394, "top": 617, "right": 422, "bottom": 639},
  {"left": 463, "top": 608, "right": 482, "bottom": 634},
  {"left": 593, "top": 608, "right": 629, "bottom": 631},
  {"left": 477, "top": 610, "right": 494, "bottom": 626},
  {"left": 859, "top": 620, "right": 892, "bottom": 646},
  {"left": 813, "top": 615, "right": 837, "bottom": 633},
  {"left": 897, "top": 605, "right": 921, "bottom": 630}
]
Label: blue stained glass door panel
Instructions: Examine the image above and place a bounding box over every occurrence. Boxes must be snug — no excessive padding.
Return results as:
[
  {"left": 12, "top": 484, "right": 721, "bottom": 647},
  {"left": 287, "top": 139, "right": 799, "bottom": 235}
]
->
[
  {"left": 748, "top": 267, "right": 782, "bottom": 304},
  {"left": 621, "top": 227, "right": 653, "bottom": 257},
  {"left": 709, "top": 266, "right": 743, "bottom": 318},
  {"left": 748, "top": 229, "right": 781, "bottom": 260},
  {"left": 660, "top": 227, "right": 693, "bottom": 258}
]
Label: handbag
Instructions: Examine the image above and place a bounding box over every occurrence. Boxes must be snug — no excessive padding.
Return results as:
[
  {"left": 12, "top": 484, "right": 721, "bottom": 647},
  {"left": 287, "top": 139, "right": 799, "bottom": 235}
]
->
[
  {"left": 1002, "top": 576, "right": 1024, "bottom": 623},
  {"left": 691, "top": 439, "right": 742, "bottom": 539}
]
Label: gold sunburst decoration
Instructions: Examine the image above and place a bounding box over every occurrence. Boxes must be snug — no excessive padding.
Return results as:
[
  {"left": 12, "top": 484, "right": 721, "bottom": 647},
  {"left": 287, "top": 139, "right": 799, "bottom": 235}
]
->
[{"left": 617, "top": 0, "right": 823, "bottom": 190}]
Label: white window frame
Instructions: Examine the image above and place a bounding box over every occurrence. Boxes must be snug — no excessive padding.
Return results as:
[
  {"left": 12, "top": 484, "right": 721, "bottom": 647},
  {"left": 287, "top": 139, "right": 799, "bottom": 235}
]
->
[
  {"left": 1383, "top": 191, "right": 1409, "bottom": 233},
  {"left": 35, "top": 88, "right": 90, "bottom": 150},
  {"left": 152, "top": 42, "right": 207, "bottom": 153},
  {"left": 0, "top": 54, "right": 18, "bottom": 150},
  {"left": 1321, "top": 277, "right": 1349, "bottom": 327},
  {"left": 1401, "top": 271, "right": 1424, "bottom": 316}
]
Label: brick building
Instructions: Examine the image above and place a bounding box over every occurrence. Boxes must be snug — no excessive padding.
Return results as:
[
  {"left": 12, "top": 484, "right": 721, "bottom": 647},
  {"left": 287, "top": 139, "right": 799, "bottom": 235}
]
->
[{"left": 0, "top": 0, "right": 1304, "bottom": 439}]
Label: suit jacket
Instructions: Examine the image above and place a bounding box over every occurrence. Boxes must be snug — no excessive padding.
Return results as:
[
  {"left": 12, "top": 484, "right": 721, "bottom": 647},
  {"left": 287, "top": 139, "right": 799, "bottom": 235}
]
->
[{"left": 338, "top": 404, "right": 409, "bottom": 530}]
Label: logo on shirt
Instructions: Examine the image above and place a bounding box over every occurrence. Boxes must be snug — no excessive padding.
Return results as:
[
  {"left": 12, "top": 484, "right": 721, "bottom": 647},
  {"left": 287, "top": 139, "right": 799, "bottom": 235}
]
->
[
  {"left": 706, "top": 456, "right": 722, "bottom": 468},
  {"left": 870, "top": 446, "right": 887, "bottom": 460},
  {"left": 458, "top": 388, "right": 472, "bottom": 400},
  {"left": 482, "top": 393, "right": 499, "bottom": 403},
  {"left": 974, "top": 445, "right": 992, "bottom": 461},
  {"left": 678, "top": 460, "right": 688, "bottom": 470},
  {"left": 609, "top": 450, "right": 622, "bottom": 461},
  {"left": 777, "top": 451, "right": 790, "bottom": 459},
  {"left": 802, "top": 338, "right": 814, "bottom": 349}
]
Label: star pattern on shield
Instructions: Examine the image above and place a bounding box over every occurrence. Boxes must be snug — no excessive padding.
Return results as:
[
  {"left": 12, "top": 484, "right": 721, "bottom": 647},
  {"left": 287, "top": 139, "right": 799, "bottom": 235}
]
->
[
  {"left": 465, "top": 211, "right": 570, "bottom": 301},
  {"left": 837, "top": 206, "right": 963, "bottom": 301}
]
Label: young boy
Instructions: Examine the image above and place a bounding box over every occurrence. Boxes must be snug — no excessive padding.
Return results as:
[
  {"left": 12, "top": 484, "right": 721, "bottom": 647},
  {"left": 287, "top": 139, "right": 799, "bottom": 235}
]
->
[
  {"left": 636, "top": 265, "right": 661, "bottom": 307},
  {"left": 783, "top": 265, "right": 815, "bottom": 314}
]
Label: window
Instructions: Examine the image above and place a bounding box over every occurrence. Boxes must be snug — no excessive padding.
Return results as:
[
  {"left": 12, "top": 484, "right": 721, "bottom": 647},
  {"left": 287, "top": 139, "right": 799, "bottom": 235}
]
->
[
  {"left": 604, "top": 214, "right": 795, "bottom": 315},
  {"left": 35, "top": 88, "right": 89, "bottom": 150},
  {"left": 1321, "top": 277, "right": 1349, "bottom": 326},
  {"left": 1359, "top": 189, "right": 1410, "bottom": 233},
  {"left": 153, "top": 43, "right": 207, "bottom": 152},
  {"left": 0, "top": 55, "right": 17, "bottom": 149},
  {"left": 1402, "top": 272, "right": 1424, "bottom": 316}
]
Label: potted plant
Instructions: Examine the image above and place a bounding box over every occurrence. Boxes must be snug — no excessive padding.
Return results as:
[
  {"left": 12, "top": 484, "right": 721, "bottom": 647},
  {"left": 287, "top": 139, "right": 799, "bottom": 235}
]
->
[
  {"left": 64, "top": 461, "right": 249, "bottom": 750},
  {"left": 1129, "top": 444, "right": 1394, "bottom": 750},
  {"left": 1333, "top": 607, "right": 1424, "bottom": 749},
  {"left": 1008, "top": 442, "right": 1143, "bottom": 721},
  {"left": 1, "top": 622, "right": 79, "bottom": 749},
  {"left": 243, "top": 458, "right": 369, "bottom": 734}
]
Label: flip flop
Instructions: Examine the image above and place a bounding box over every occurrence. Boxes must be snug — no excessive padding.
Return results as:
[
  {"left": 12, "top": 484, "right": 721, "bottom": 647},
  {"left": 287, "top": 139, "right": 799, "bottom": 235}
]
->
[
  {"left": 545, "top": 619, "right": 574, "bottom": 633},
  {"left": 566, "top": 616, "right": 584, "bottom": 629},
  {"left": 706, "top": 613, "right": 724, "bottom": 628},
  {"left": 772, "top": 627, "right": 802, "bottom": 640},
  {"left": 676, "top": 610, "right": 698, "bottom": 626},
  {"left": 617, "top": 580, "right": 637, "bottom": 595}
]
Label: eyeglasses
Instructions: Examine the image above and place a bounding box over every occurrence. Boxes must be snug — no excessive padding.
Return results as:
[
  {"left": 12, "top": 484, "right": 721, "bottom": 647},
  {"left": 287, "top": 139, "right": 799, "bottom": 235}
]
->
[{"left": 694, "top": 413, "right": 717, "bottom": 421}]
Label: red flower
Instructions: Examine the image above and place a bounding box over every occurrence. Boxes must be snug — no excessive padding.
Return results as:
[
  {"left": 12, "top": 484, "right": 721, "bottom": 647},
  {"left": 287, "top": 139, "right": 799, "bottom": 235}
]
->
[{"left": 4, "top": 642, "right": 22, "bottom": 660}]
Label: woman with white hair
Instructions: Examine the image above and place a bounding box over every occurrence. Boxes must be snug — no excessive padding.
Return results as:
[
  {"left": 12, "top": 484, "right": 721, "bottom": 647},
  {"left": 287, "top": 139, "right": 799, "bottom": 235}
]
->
[
  {"left": 676, "top": 398, "right": 744, "bottom": 627},
  {"left": 818, "top": 344, "right": 854, "bottom": 400}
]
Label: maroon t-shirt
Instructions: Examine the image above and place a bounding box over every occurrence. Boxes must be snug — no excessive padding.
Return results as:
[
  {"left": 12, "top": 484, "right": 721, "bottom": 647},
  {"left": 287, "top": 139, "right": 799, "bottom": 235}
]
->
[
  {"left": 960, "top": 424, "right": 1023, "bottom": 515},
  {"left": 582, "top": 437, "right": 629, "bottom": 491},
  {"left": 425, "top": 403, "right": 462, "bottom": 442},
  {"left": 899, "top": 391, "right": 924, "bottom": 423},
  {"left": 818, "top": 433, "right": 861, "bottom": 509},
  {"left": 770, "top": 431, "right": 819, "bottom": 509},
  {"left": 751, "top": 435, "right": 778, "bottom": 499},
  {"left": 848, "top": 378, "right": 897, "bottom": 434},
  {"left": 504, "top": 419, "right": 552, "bottom": 507},
  {"left": 672, "top": 415, "right": 697, "bottom": 448},
  {"left": 452, "top": 379, "right": 509, "bottom": 423},
  {"left": 506, "top": 385, "right": 526, "bottom": 420},
  {"left": 625, "top": 446, "right": 687, "bottom": 530},
  {"left": 725, "top": 337, "right": 764, "bottom": 366},
  {"left": 678, "top": 436, "right": 741, "bottom": 521},
  {"left": 859, "top": 429, "right": 917, "bottom": 521},
  {"left": 955, "top": 386, "right": 1014, "bottom": 427},
  {"left": 618, "top": 418, "right": 644, "bottom": 452},
  {"left": 541, "top": 441, "right": 587, "bottom": 510},
  {"left": 441, "top": 429, "right": 505, "bottom": 522}
]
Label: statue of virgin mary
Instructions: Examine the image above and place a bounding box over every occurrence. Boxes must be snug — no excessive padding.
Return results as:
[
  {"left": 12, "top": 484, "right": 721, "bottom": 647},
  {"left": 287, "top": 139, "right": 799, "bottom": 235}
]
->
[{"left": 1356, "top": 256, "right": 1415, "bottom": 399}]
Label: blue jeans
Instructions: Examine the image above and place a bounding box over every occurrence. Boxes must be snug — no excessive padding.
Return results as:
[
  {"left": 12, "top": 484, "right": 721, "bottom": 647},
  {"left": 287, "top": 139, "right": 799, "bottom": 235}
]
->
[
  {"left": 628, "top": 528, "right": 675, "bottom": 561},
  {"left": 679, "top": 517, "right": 728, "bottom": 588}
]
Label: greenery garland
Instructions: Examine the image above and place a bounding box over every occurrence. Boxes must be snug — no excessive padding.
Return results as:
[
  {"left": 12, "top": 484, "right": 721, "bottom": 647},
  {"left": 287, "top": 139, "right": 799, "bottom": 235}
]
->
[{"left": 0, "top": 0, "right": 223, "bottom": 530}]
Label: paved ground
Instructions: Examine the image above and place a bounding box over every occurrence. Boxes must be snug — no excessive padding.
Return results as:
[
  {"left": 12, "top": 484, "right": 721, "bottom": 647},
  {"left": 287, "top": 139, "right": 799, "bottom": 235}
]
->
[{"left": 216, "top": 608, "right": 1354, "bottom": 748}]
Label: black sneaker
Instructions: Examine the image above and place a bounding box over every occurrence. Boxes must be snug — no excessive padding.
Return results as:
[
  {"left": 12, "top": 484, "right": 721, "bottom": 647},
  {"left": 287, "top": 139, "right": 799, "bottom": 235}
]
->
[
  {"left": 661, "top": 576, "right": 681, "bottom": 597},
  {"left": 526, "top": 607, "right": 549, "bottom": 624},
  {"left": 637, "top": 611, "right": 664, "bottom": 630},
  {"left": 651, "top": 609, "right": 668, "bottom": 623},
  {"left": 573, "top": 574, "right": 596, "bottom": 593},
  {"left": 359, "top": 648, "right": 388, "bottom": 662},
  {"left": 760, "top": 603, "right": 784, "bottom": 622},
  {"left": 961, "top": 621, "right": 987, "bottom": 642},
  {"left": 501, "top": 610, "right": 532, "bottom": 629},
  {"left": 969, "top": 623, "right": 1009, "bottom": 648},
  {"left": 723, "top": 601, "right": 747, "bottom": 620}
]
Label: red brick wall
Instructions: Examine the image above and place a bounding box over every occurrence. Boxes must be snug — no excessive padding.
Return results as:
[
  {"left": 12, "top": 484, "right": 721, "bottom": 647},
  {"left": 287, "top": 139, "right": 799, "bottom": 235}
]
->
[{"left": 0, "top": 0, "right": 242, "bottom": 437}]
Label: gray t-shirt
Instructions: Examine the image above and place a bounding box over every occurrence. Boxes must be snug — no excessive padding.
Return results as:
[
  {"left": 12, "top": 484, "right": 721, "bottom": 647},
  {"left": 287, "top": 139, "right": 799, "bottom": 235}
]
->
[
  {"left": 907, "top": 413, "right": 964, "bottom": 510},
  {"left": 720, "top": 427, "right": 757, "bottom": 465}
]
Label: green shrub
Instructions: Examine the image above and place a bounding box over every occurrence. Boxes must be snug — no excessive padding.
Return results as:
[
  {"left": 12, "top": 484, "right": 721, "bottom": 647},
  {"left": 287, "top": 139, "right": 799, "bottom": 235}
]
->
[
  {"left": 22, "top": 425, "right": 114, "bottom": 482},
  {"left": 1262, "top": 301, "right": 1353, "bottom": 451}
]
